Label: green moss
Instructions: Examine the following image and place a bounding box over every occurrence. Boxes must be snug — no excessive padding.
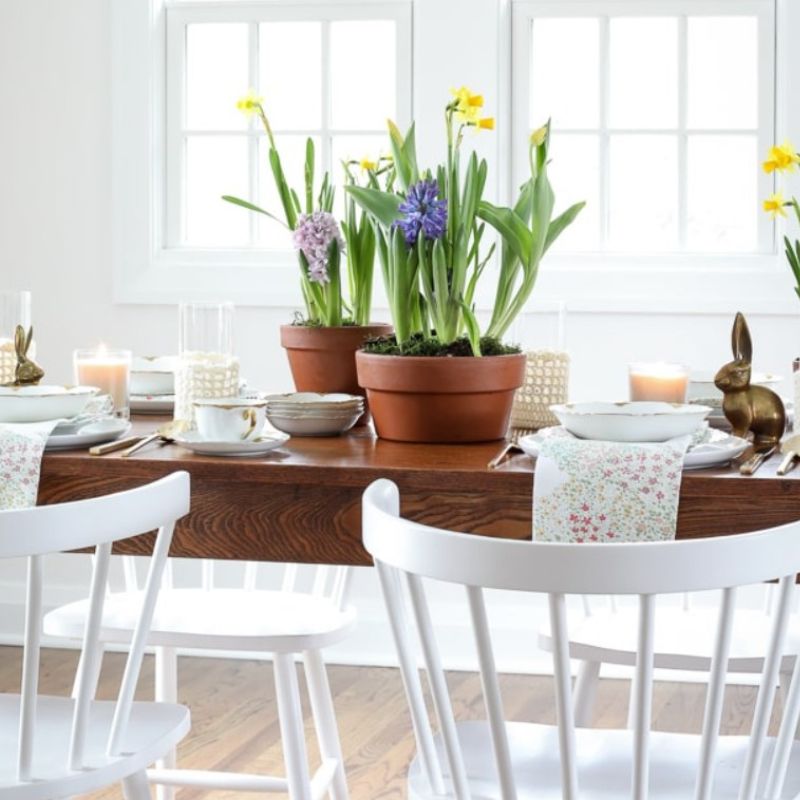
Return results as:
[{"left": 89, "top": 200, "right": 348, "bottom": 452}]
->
[
  {"left": 361, "top": 334, "right": 521, "bottom": 357},
  {"left": 289, "top": 314, "right": 359, "bottom": 328}
]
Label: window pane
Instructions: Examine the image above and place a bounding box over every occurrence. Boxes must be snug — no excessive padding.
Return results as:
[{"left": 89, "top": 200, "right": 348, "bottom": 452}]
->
[
  {"left": 531, "top": 18, "right": 599, "bottom": 130},
  {"left": 259, "top": 22, "right": 322, "bottom": 130},
  {"left": 608, "top": 135, "right": 678, "bottom": 251},
  {"left": 186, "top": 23, "right": 249, "bottom": 131},
  {"left": 609, "top": 18, "right": 678, "bottom": 129},
  {"left": 330, "top": 21, "right": 396, "bottom": 130},
  {"left": 688, "top": 16, "right": 758, "bottom": 129},
  {"left": 687, "top": 135, "right": 758, "bottom": 252},
  {"left": 257, "top": 135, "right": 322, "bottom": 248},
  {"left": 186, "top": 137, "right": 249, "bottom": 245},
  {"left": 546, "top": 134, "right": 600, "bottom": 252}
]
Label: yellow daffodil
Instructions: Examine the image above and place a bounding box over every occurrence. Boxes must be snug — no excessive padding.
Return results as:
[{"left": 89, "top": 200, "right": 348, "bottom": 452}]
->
[
  {"left": 530, "top": 125, "right": 548, "bottom": 147},
  {"left": 236, "top": 89, "right": 264, "bottom": 117},
  {"left": 359, "top": 157, "right": 377, "bottom": 172},
  {"left": 477, "top": 117, "right": 495, "bottom": 130},
  {"left": 763, "top": 141, "right": 800, "bottom": 173},
  {"left": 450, "top": 86, "right": 484, "bottom": 125},
  {"left": 764, "top": 193, "right": 788, "bottom": 218}
]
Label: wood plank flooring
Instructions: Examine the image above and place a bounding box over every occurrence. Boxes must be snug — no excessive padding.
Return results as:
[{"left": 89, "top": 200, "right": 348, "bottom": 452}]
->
[{"left": 0, "top": 647, "right": 777, "bottom": 798}]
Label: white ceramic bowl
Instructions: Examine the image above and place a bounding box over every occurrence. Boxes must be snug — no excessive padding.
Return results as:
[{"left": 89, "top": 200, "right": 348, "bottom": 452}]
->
[
  {"left": 267, "top": 411, "right": 361, "bottom": 437},
  {"left": 0, "top": 385, "right": 100, "bottom": 423},
  {"left": 687, "top": 371, "right": 782, "bottom": 406},
  {"left": 551, "top": 401, "right": 712, "bottom": 442},
  {"left": 131, "top": 356, "right": 178, "bottom": 396},
  {"left": 264, "top": 392, "right": 363, "bottom": 407}
]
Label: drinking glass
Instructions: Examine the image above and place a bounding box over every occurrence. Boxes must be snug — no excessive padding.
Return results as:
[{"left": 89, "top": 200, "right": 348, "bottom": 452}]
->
[
  {"left": 174, "top": 303, "right": 240, "bottom": 425},
  {"left": 0, "top": 291, "right": 32, "bottom": 385}
]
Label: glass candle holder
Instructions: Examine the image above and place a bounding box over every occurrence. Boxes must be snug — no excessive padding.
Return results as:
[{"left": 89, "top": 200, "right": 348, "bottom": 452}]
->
[
  {"left": 174, "top": 303, "right": 240, "bottom": 426},
  {"left": 74, "top": 348, "right": 132, "bottom": 418},
  {"left": 0, "top": 291, "right": 32, "bottom": 385},
  {"left": 629, "top": 362, "right": 690, "bottom": 404}
]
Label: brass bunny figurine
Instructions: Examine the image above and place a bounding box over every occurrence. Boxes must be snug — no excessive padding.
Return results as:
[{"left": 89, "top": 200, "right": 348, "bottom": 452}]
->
[
  {"left": 714, "top": 313, "right": 785, "bottom": 448},
  {"left": 12, "top": 325, "right": 44, "bottom": 386}
]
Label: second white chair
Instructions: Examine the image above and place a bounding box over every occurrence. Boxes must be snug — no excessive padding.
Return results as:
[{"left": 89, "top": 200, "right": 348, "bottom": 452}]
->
[{"left": 44, "top": 553, "right": 354, "bottom": 799}]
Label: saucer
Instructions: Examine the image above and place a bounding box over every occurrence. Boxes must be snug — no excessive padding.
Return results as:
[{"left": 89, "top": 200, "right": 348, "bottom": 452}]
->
[
  {"left": 174, "top": 430, "right": 289, "bottom": 457},
  {"left": 518, "top": 426, "right": 749, "bottom": 470},
  {"left": 46, "top": 418, "right": 132, "bottom": 451}
]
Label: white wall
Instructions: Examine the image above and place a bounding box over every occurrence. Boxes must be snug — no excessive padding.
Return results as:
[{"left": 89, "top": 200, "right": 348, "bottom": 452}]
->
[{"left": 1, "top": 0, "right": 799, "bottom": 675}]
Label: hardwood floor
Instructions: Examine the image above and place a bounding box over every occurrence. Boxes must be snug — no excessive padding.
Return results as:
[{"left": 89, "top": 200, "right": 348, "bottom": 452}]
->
[{"left": 0, "top": 646, "right": 779, "bottom": 798}]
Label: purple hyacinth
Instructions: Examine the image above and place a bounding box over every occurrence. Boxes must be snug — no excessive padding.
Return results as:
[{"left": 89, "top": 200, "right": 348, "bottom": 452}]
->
[
  {"left": 292, "top": 211, "right": 346, "bottom": 284},
  {"left": 393, "top": 179, "right": 447, "bottom": 247}
]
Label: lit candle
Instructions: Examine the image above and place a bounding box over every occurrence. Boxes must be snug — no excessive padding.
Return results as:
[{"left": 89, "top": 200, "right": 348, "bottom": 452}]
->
[
  {"left": 629, "top": 362, "right": 689, "bottom": 404},
  {"left": 74, "top": 346, "right": 132, "bottom": 418}
]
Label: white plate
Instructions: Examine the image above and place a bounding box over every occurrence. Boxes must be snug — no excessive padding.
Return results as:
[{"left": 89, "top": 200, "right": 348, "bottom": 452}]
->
[
  {"left": 45, "top": 419, "right": 132, "bottom": 451},
  {"left": 0, "top": 385, "right": 99, "bottom": 423},
  {"left": 518, "top": 427, "right": 749, "bottom": 470},
  {"left": 552, "top": 402, "right": 712, "bottom": 443},
  {"left": 131, "top": 394, "right": 175, "bottom": 414},
  {"left": 174, "top": 430, "right": 289, "bottom": 457},
  {"left": 264, "top": 392, "right": 363, "bottom": 407}
]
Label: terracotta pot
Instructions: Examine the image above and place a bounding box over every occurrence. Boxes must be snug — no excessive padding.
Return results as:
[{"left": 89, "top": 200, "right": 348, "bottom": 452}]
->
[
  {"left": 356, "top": 351, "right": 526, "bottom": 442},
  {"left": 280, "top": 323, "right": 393, "bottom": 425}
]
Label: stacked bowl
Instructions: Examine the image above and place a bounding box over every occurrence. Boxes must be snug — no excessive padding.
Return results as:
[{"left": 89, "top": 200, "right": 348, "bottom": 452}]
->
[{"left": 264, "top": 392, "right": 365, "bottom": 436}]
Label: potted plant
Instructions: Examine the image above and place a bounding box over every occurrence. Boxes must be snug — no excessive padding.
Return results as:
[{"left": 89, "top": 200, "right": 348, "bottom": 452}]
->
[
  {"left": 223, "top": 91, "right": 392, "bottom": 417},
  {"left": 347, "top": 88, "right": 584, "bottom": 442}
]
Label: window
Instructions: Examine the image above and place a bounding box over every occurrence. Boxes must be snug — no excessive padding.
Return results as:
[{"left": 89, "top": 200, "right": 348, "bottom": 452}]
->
[
  {"left": 165, "top": 3, "right": 411, "bottom": 252},
  {"left": 511, "top": 0, "right": 775, "bottom": 257}
]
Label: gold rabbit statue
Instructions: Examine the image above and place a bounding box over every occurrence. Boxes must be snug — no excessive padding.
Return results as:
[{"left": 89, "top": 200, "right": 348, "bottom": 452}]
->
[
  {"left": 714, "top": 312, "right": 785, "bottom": 448},
  {"left": 11, "top": 325, "right": 45, "bottom": 386}
]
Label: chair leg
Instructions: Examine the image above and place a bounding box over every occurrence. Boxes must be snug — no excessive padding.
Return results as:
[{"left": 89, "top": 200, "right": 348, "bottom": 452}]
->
[
  {"left": 303, "top": 649, "right": 349, "bottom": 800},
  {"left": 274, "top": 653, "right": 313, "bottom": 800},
  {"left": 573, "top": 660, "right": 601, "bottom": 728},
  {"left": 154, "top": 647, "right": 178, "bottom": 800},
  {"left": 122, "top": 769, "right": 152, "bottom": 800}
]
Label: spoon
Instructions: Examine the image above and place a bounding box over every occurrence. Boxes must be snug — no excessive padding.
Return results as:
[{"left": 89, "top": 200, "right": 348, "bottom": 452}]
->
[
  {"left": 777, "top": 434, "right": 800, "bottom": 476},
  {"left": 120, "top": 420, "right": 189, "bottom": 458}
]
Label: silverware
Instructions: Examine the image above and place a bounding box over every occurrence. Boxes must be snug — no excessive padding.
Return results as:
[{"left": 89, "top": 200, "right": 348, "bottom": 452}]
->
[
  {"left": 89, "top": 435, "right": 144, "bottom": 456},
  {"left": 120, "top": 420, "right": 188, "bottom": 458},
  {"left": 777, "top": 434, "right": 800, "bottom": 476},
  {"left": 487, "top": 427, "right": 537, "bottom": 470},
  {"left": 740, "top": 444, "right": 777, "bottom": 476}
]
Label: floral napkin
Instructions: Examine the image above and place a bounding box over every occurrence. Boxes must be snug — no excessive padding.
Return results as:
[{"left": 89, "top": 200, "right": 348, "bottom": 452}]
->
[
  {"left": 532, "top": 429, "right": 691, "bottom": 543},
  {"left": 0, "top": 421, "right": 60, "bottom": 509}
]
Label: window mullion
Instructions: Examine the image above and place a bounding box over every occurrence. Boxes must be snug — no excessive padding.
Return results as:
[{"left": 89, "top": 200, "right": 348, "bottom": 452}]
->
[
  {"left": 248, "top": 21, "right": 260, "bottom": 245},
  {"left": 321, "top": 19, "right": 333, "bottom": 203},
  {"left": 599, "top": 15, "right": 610, "bottom": 248},
  {"left": 677, "top": 13, "right": 688, "bottom": 250}
]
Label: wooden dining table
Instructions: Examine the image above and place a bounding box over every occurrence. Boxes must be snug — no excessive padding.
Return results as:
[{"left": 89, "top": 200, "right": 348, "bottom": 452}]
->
[{"left": 37, "top": 416, "right": 800, "bottom": 565}]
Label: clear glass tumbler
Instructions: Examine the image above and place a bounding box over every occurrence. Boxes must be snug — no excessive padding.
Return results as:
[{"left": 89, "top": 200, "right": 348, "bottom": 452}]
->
[
  {"left": 0, "top": 291, "right": 32, "bottom": 385},
  {"left": 174, "top": 303, "right": 240, "bottom": 425}
]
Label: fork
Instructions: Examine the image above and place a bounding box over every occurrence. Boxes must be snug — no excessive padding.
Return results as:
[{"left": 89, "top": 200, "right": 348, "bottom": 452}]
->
[{"left": 487, "top": 427, "right": 537, "bottom": 470}]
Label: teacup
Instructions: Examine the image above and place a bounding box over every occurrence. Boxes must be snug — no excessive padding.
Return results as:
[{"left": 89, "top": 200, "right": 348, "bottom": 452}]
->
[{"left": 194, "top": 397, "right": 267, "bottom": 441}]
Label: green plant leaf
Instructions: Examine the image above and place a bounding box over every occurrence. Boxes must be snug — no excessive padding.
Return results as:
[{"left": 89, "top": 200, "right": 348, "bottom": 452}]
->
[
  {"left": 221, "top": 196, "right": 288, "bottom": 227},
  {"left": 346, "top": 185, "right": 403, "bottom": 229},
  {"left": 543, "top": 201, "right": 586, "bottom": 253},
  {"left": 460, "top": 301, "right": 482, "bottom": 357},
  {"left": 477, "top": 201, "right": 533, "bottom": 265}
]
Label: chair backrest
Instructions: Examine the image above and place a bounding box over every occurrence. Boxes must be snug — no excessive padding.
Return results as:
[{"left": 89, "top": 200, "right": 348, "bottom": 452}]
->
[
  {"left": 0, "top": 471, "right": 190, "bottom": 784},
  {"left": 120, "top": 551, "right": 351, "bottom": 611},
  {"left": 363, "top": 478, "right": 800, "bottom": 800}
]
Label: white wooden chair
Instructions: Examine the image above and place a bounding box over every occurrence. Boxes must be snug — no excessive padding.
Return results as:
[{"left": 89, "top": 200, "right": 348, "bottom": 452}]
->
[
  {"left": 44, "top": 546, "right": 355, "bottom": 799},
  {"left": 363, "top": 477, "right": 800, "bottom": 799},
  {"left": 0, "top": 471, "right": 191, "bottom": 800},
  {"left": 538, "top": 588, "right": 800, "bottom": 727}
]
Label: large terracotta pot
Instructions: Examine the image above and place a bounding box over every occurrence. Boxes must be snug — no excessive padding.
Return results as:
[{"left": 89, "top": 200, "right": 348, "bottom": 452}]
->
[
  {"left": 356, "top": 351, "right": 526, "bottom": 442},
  {"left": 280, "top": 323, "right": 393, "bottom": 425}
]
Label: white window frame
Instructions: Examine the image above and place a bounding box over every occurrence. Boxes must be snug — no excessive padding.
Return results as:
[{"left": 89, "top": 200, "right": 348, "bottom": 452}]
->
[
  {"left": 111, "top": 0, "right": 412, "bottom": 306},
  {"left": 504, "top": 0, "right": 800, "bottom": 313}
]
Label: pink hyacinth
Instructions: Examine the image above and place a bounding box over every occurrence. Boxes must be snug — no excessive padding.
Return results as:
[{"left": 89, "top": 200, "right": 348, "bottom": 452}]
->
[{"left": 292, "top": 211, "right": 345, "bottom": 284}]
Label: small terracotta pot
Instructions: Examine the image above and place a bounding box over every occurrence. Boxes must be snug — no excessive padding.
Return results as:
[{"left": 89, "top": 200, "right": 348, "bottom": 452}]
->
[
  {"left": 356, "top": 351, "right": 526, "bottom": 442},
  {"left": 280, "top": 323, "right": 393, "bottom": 425}
]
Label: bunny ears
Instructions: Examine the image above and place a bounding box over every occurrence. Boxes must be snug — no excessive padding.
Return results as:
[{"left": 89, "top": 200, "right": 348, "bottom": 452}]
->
[
  {"left": 732, "top": 312, "right": 753, "bottom": 364},
  {"left": 14, "top": 325, "right": 33, "bottom": 357}
]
